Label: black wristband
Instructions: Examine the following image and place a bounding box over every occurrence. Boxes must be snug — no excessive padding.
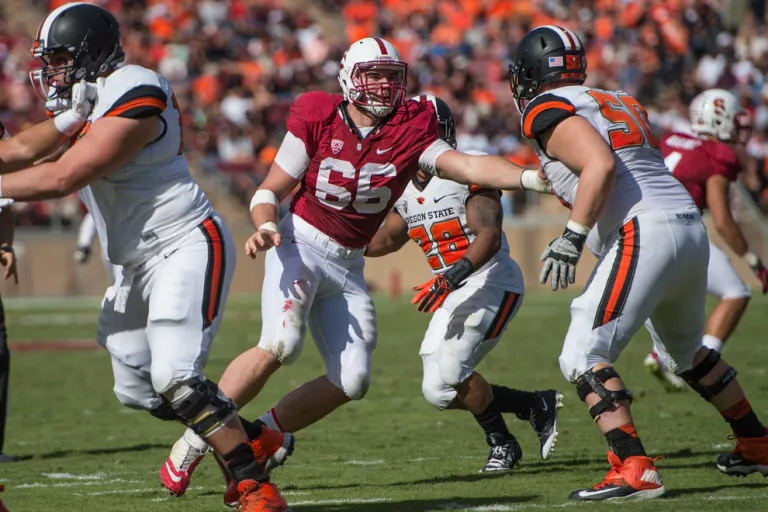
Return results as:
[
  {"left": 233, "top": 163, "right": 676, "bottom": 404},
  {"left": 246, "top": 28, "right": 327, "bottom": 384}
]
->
[
  {"left": 444, "top": 257, "right": 475, "bottom": 288},
  {"left": 562, "top": 227, "right": 587, "bottom": 253},
  {"left": 0, "top": 244, "right": 13, "bottom": 254}
]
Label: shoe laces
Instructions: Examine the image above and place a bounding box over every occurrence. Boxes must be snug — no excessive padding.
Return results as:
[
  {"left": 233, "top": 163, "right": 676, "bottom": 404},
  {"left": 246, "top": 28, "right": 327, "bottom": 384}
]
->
[{"left": 592, "top": 454, "right": 624, "bottom": 490}]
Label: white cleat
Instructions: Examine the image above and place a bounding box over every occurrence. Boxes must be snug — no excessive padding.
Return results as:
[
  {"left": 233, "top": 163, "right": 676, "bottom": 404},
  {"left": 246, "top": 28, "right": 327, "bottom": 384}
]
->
[
  {"left": 159, "top": 429, "right": 211, "bottom": 496},
  {"left": 644, "top": 352, "right": 686, "bottom": 392}
]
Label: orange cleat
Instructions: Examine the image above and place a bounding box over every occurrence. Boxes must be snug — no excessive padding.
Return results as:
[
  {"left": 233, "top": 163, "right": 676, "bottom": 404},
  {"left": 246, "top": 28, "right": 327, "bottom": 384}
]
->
[
  {"left": 250, "top": 427, "right": 294, "bottom": 475},
  {"left": 717, "top": 431, "right": 768, "bottom": 477},
  {"left": 569, "top": 451, "right": 665, "bottom": 501},
  {"left": 237, "top": 480, "right": 291, "bottom": 511}
]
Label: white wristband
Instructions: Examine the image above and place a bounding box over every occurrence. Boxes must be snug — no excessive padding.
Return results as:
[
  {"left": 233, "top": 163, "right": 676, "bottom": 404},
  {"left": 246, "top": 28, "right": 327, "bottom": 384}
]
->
[
  {"left": 520, "top": 169, "right": 551, "bottom": 194},
  {"left": 566, "top": 219, "right": 591, "bottom": 236},
  {"left": 745, "top": 251, "right": 760, "bottom": 267},
  {"left": 249, "top": 189, "right": 279, "bottom": 212},
  {"left": 258, "top": 221, "right": 279, "bottom": 233},
  {"left": 53, "top": 110, "right": 86, "bottom": 137}
]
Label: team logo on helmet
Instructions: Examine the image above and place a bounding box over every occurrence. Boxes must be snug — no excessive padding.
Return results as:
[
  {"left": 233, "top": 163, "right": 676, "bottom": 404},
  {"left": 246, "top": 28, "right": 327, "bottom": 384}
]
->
[{"left": 331, "top": 139, "right": 344, "bottom": 154}]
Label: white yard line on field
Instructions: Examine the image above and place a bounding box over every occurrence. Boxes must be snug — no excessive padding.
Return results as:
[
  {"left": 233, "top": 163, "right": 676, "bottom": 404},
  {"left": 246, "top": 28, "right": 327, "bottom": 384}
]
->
[
  {"left": 344, "top": 459, "right": 384, "bottom": 465},
  {"left": 289, "top": 498, "right": 391, "bottom": 506},
  {"left": 42, "top": 472, "right": 105, "bottom": 480}
]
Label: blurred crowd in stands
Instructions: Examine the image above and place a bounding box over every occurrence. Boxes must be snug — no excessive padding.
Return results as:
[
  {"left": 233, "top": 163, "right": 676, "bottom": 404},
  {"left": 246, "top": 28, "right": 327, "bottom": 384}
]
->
[{"left": 0, "top": 0, "right": 768, "bottom": 227}]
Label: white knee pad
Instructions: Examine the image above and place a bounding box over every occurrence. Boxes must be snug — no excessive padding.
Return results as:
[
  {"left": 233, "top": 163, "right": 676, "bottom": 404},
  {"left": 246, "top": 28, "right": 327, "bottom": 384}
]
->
[
  {"left": 421, "top": 353, "right": 457, "bottom": 410},
  {"left": 421, "top": 377, "right": 457, "bottom": 411},
  {"left": 559, "top": 352, "right": 612, "bottom": 383},
  {"left": 150, "top": 360, "right": 199, "bottom": 396},
  {"left": 258, "top": 328, "right": 306, "bottom": 366},
  {"left": 113, "top": 388, "right": 162, "bottom": 411},
  {"left": 334, "top": 346, "right": 373, "bottom": 400}
]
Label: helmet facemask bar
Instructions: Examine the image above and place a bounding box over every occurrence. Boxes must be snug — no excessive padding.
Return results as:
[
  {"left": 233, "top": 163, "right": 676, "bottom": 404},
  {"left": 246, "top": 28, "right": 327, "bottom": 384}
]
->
[
  {"left": 509, "top": 63, "right": 537, "bottom": 114},
  {"left": 348, "top": 62, "right": 408, "bottom": 117},
  {"left": 438, "top": 115, "right": 457, "bottom": 148}
]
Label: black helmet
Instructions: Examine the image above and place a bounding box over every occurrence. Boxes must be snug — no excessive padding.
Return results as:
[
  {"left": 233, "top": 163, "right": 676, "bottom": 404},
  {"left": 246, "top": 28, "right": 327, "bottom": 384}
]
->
[
  {"left": 30, "top": 2, "right": 125, "bottom": 99},
  {"left": 413, "top": 94, "right": 457, "bottom": 148},
  {"left": 509, "top": 25, "right": 587, "bottom": 112}
]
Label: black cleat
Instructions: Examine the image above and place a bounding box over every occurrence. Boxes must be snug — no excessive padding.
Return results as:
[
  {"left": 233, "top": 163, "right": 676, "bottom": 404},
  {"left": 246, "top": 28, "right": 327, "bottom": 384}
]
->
[
  {"left": 479, "top": 433, "right": 522, "bottom": 473},
  {"left": 528, "top": 390, "right": 563, "bottom": 460},
  {"left": 717, "top": 435, "right": 768, "bottom": 477},
  {"left": 0, "top": 454, "right": 17, "bottom": 463}
]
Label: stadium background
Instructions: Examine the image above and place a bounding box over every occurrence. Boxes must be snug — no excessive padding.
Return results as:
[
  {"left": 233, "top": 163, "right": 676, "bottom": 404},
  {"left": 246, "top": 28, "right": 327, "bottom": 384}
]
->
[{"left": 0, "top": 0, "right": 766, "bottom": 296}]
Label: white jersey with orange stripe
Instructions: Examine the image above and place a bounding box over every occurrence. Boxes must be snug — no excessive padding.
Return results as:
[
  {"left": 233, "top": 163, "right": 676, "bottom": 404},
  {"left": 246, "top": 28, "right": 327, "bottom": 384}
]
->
[
  {"left": 393, "top": 150, "right": 522, "bottom": 290},
  {"left": 78, "top": 64, "right": 213, "bottom": 268},
  {"left": 521, "top": 85, "right": 696, "bottom": 254}
]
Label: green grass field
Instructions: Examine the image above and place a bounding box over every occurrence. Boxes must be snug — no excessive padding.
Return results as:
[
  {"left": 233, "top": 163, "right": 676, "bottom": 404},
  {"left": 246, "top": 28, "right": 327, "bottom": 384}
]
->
[{"left": 2, "top": 292, "right": 768, "bottom": 511}]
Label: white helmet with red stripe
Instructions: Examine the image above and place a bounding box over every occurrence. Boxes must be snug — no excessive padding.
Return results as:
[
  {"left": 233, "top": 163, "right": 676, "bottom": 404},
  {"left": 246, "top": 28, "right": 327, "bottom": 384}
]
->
[
  {"left": 689, "top": 89, "right": 751, "bottom": 144},
  {"left": 338, "top": 37, "right": 408, "bottom": 117}
]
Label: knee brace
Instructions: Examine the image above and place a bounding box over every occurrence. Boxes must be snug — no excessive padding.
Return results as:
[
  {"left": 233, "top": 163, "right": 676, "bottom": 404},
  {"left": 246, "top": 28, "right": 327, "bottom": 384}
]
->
[
  {"left": 164, "top": 377, "right": 238, "bottom": 438},
  {"left": 679, "top": 349, "right": 737, "bottom": 401},
  {"left": 576, "top": 366, "right": 633, "bottom": 421},
  {"left": 149, "top": 397, "right": 182, "bottom": 421}
]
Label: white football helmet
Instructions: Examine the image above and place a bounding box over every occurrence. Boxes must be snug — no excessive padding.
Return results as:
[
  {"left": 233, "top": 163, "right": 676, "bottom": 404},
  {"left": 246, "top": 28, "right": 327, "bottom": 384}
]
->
[
  {"left": 689, "top": 88, "right": 751, "bottom": 143},
  {"left": 338, "top": 37, "right": 407, "bottom": 117}
]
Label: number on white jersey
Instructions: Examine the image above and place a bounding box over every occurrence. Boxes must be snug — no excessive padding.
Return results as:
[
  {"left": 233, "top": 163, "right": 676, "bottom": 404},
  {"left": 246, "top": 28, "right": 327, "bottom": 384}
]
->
[
  {"left": 586, "top": 90, "right": 659, "bottom": 150},
  {"left": 410, "top": 218, "right": 470, "bottom": 270},
  {"left": 316, "top": 157, "right": 396, "bottom": 214}
]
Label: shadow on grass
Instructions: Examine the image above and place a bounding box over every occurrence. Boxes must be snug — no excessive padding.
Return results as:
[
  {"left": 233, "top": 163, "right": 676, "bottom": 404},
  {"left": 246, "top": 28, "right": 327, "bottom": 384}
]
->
[
  {"left": 36, "top": 443, "right": 168, "bottom": 459},
  {"left": 291, "top": 494, "right": 537, "bottom": 512}
]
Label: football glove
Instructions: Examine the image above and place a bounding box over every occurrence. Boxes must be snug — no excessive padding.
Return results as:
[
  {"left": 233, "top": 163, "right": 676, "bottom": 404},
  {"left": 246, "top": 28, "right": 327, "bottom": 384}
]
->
[
  {"left": 412, "top": 257, "right": 474, "bottom": 313},
  {"left": 540, "top": 225, "right": 587, "bottom": 291}
]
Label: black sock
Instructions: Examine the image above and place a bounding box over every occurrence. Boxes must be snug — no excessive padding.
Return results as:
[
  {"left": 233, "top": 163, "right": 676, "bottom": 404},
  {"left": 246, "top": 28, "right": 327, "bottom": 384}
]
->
[
  {"left": 722, "top": 398, "right": 766, "bottom": 438},
  {"left": 605, "top": 424, "right": 647, "bottom": 462},
  {"left": 239, "top": 416, "right": 264, "bottom": 441},
  {"left": 491, "top": 384, "right": 538, "bottom": 420},
  {"left": 474, "top": 399, "right": 514, "bottom": 443},
  {"left": 221, "top": 442, "right": 265, "bottom": 483}
]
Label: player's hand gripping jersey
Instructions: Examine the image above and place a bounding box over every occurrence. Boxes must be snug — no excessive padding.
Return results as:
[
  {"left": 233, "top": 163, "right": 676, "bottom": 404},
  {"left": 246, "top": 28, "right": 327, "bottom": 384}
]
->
[
  {"left": 522, "top": 86, "right": 697, "bottom": 254},
  {"left": 279, "top": 91, "right": 449, "bottom": 248},
  {"left": 77, "top": 64, "right": 213, "bottom": 267}
]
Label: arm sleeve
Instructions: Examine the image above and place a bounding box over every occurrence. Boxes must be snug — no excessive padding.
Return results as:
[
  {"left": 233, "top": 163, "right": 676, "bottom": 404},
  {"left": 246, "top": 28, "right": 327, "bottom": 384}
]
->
[
  {"left": 521, "top": 93, "right": 577, "bottom": 139},
  {"left": 274, "top": 131, "right": 311, "bottom": 180},
  {"left": 104, "top": 85, "right": 168, "bottom": 119},
  {"left": 418, "top": 138, "right": 454, "bottom": 176}
]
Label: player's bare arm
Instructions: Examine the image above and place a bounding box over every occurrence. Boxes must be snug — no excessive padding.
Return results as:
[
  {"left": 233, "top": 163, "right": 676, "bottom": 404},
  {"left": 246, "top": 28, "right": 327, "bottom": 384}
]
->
[
  {"left": 0, "top": 81, "right": 95, "bottom": 174},
  {"left": 365, "top": 210, "right": 410, "bottom": 257},
  {"left": 433, "top": 150, "right": 551, "bottom": 193},
  {"left": 707, "top": 174, "right": 749, "bottom": 256},
  {"left": 464, "top": 190, "right": 504, "bottom": 268},
  {"left": 544, "top": 116, "right": 616, "bottom": 228},
  {"left": 0, "top": 116, "right": 158, "bottom": 201},
  {"left": 245, "top": 163, "right": 301, "bottom": 258},
  {"left": 0, "top": 206, "right": 17, "bottom": 284},
  {"left": 538, "top": 115, "right": 616, "bottom": 291}
]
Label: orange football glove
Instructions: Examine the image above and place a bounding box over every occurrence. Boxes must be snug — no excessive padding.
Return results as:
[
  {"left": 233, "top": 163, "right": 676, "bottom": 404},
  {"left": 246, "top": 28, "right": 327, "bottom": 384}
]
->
[{"left": 411, "top": 257, "right": 475, "bottom": 313}]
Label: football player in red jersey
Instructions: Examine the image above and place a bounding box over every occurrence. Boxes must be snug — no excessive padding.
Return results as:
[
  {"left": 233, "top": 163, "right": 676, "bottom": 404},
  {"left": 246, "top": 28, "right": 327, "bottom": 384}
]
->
[
  {"left": 644, "top": 89, "right": 767, "bottom": 390},
  {"left": 159, "top": 37, "right": 551, "bottom": 503}
]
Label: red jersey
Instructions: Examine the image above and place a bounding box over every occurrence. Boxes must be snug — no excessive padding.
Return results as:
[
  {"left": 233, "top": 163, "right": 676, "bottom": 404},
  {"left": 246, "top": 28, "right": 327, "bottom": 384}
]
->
[
  {"left": 287, "top": 91, "right": 439, "bottom": 248},
  {"left": 660, "top": 132, "right": 741, "bottom": 211}
]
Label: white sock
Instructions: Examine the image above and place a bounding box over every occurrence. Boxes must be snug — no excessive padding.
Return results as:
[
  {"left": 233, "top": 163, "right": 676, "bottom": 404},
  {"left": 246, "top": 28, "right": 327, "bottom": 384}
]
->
[
  {"left": 259, "top": 408, "right": 283, "bottom": 432},
  {"left": 183, "top": 428, "right": 210, "bottom": 452},
  {"left": 702, "top": 334, "right": 724, "bottom": 353}
]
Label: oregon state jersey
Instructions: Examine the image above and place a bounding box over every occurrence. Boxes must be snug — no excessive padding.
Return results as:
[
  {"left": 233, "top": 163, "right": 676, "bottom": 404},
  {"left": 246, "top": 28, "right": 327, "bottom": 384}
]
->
[
  {"left": 77, "top": 64, "right": 213, "bottom": 267},
  {"left": 521, "top": 85, "right": 696, "bottom": 251},
  {"left": 393, "top": 151, "right": 519, "bottom": 287}
]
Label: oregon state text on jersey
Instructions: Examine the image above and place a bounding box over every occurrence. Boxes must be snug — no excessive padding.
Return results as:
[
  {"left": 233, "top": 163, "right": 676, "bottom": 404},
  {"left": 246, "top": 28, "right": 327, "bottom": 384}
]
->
[
  {"left": 393, "top": 152, "right": 518, "bottom": 288},
  {"left": 660, "top": 132, "right": 741, "bottom": 211},
  {"left": 286, "top": 91, "right": 441, "bottom": 249},
  {"left": 521, "top": 85, "right": 696, "bottom": 251},
  {"left": 78, "top": 64, "right": 213, "bottom": 267}
]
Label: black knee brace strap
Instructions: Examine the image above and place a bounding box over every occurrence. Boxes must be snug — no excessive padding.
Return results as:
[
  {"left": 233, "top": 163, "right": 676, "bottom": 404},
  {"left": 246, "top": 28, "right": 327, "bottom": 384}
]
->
[
  {"left": 576, "top": 367, "right": 633, "bottom": 420},
  {"left": 172, "top": 378, "right": 238, "bottom": 437},
  {"left": 149, "top": 397, "right": 182, "bottom": 421},
  {"left": 680, "top": 349, "right": 737, "bottom": 401}
]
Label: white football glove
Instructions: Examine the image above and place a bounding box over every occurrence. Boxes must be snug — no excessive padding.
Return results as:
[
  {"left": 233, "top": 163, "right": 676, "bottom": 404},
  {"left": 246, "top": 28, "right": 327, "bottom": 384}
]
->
[
  {"left": 520, "top": 169, "right": 552, "bottom": 194},
  {"left": 539, "top": 226, "right": 587, "bottom": 291},
  {"left": 52, "top": 80, "right": 99, "bottom": 136},
  {"left": 45, "top": 86, "right": 71, "bottom": 115}
]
